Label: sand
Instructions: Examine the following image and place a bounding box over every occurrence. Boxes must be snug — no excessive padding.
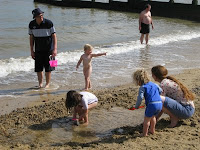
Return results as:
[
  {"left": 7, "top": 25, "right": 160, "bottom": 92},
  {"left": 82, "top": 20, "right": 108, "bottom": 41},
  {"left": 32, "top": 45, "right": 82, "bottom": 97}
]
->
[{"left": 0, "top": 69, "right": 199, "bottom": 150}]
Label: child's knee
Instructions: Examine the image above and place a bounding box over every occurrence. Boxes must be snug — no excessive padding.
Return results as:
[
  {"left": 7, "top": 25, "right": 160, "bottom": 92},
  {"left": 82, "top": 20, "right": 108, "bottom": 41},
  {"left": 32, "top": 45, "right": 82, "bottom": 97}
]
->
[{"left": 85, "top": 77, "right": 90, "bottom": 81}]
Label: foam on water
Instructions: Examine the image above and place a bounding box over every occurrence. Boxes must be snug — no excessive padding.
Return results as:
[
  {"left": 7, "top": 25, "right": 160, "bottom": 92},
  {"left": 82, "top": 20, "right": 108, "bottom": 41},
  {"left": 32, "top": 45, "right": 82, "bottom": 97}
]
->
[
  {"left": 0, "top": 30, "right": 199, "bottom": 78},
  {"left": 0, "top": 57, "right": 34, "bottom": 77}
]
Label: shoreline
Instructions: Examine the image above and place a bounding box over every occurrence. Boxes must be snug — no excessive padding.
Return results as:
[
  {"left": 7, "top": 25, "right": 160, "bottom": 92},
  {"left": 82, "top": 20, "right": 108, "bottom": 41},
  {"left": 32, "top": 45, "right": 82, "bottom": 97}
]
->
[{"left": 0, "top": 68, "right": 199, "bottom": 149}]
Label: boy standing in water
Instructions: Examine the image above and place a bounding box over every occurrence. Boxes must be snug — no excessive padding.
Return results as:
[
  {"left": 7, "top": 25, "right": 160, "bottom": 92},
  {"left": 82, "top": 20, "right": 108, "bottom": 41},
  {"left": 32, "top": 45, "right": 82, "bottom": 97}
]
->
[
  {"left": 139, "top": 4, "right": 154, "bottom": 44},
  {"left": 76, "top": 44, "right": 106, "bottom": 91}
]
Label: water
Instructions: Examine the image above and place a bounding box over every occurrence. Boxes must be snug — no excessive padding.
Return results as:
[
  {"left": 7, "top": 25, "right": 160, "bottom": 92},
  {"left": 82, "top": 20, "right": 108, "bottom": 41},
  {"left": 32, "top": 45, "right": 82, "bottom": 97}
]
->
[
  {"left": 0, "top": 0, "right": 200, "bottom": 109},
  {"left": 11, "top": 107, "right": 145, "bottom": 144}
]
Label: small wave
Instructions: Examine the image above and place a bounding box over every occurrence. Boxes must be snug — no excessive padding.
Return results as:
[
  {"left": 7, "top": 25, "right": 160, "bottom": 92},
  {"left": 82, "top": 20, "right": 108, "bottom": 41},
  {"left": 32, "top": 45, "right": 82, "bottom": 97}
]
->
[
  {"left": 0, "top": 95, "right": 19, "bottom": 98},
  {"left": 0, "top": 31, "right": 199, "bottom": 78},
  {"left": 0, "top": 57, "right": 34, "bottom": 77}
]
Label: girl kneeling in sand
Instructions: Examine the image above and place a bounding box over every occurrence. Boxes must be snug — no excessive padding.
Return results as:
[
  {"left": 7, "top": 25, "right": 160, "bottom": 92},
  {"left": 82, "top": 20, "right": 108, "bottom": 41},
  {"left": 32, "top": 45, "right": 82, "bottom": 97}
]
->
[
  {"left": 151, "top": 65, "right": 195, "bottom": 127},
  {"left": 132, "top": 69, "right": 163, "bottom": 136},
  {"left": 65, "top": 90, "right": 98, "bottom": 125}
]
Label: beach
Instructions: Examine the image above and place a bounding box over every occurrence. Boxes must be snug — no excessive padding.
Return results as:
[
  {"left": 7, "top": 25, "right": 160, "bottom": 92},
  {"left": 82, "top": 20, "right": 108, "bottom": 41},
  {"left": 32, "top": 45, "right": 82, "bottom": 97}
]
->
[
  {"left": 0, "top": 68, "right": 199, "bottom": 149},
  {"left": 0, "top": 0, "right": 200, "bottom": 149}
]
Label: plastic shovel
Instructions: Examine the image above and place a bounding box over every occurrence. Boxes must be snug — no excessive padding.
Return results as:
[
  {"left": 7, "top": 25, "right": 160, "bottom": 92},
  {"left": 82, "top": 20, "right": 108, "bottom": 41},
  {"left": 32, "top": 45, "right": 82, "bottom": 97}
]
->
[{"left": 129, "top": 106, "right": 144, "bottom": 110}]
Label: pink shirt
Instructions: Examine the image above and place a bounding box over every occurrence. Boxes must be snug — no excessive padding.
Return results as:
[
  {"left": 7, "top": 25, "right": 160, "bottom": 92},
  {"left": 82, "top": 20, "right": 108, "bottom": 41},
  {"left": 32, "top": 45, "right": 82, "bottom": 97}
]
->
[{"left": 160, "top": 79, "right": 194, "bottom": 107}]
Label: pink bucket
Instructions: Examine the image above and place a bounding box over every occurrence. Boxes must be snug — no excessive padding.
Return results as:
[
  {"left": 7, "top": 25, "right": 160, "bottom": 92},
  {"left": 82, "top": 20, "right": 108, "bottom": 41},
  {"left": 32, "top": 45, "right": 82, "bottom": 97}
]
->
[{"left": 49, "top": 55, "right": 58, "bottom": 67}]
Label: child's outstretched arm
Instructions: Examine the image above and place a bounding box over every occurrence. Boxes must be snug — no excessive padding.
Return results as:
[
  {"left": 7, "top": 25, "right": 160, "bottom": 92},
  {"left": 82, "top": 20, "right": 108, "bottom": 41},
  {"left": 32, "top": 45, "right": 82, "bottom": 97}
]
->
[
  {"left": 76, "top": 55, "right": 83, "bottom": 70},
  {"left": 91, "top": 52, "right": 107, "bottom": 57},
  {"left": 135, "top": 86, "right": 145, "bottom": 109}
]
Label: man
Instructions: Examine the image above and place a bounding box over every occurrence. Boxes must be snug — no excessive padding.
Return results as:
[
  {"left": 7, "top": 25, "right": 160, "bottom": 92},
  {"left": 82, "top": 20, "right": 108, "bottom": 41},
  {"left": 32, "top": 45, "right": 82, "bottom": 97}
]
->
[
  {"left": 29, "top": 8, "right": 57, "bottom": 88},
  {"left": 139, "top": 4, "right": 154, "bottom": 44}
]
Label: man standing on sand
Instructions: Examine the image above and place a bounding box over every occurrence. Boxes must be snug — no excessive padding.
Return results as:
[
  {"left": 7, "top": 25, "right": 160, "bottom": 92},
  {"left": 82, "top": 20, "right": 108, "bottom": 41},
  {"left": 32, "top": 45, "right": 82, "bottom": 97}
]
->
[
  {"left": 139, "top": 4, "right": 154, "bottom": 44},
  {"left": 29, "top": 8, "right": 57, "bottom": 88}
]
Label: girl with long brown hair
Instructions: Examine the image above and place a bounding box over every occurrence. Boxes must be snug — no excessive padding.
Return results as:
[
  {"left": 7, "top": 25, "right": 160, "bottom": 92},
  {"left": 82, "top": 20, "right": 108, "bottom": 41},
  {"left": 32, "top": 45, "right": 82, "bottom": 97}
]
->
[{"left": 151, "top": 65, "right": 195, "bottom": 127}]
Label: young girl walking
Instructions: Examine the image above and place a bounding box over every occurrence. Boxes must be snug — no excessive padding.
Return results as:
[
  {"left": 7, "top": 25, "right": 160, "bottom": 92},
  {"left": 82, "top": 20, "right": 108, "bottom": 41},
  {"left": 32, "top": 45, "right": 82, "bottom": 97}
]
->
[
  {"left": 132, "top": 69, "right": 162, "bottom": 136},
  {"left": 76, "top": 44, "right": 106, "bottom": 91}
]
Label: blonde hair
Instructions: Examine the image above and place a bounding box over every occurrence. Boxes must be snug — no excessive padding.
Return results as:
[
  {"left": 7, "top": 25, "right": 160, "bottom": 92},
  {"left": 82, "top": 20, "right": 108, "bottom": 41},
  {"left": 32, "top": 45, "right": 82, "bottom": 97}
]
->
[
  {"left": 133, "top": 69, "right": 150, "bottom": 86},
  {"left": 84, "top": 44, "right": 93, "bottom": 51},
  {"left": 151, "top": 65, "right": 195, "bottom": 101}
]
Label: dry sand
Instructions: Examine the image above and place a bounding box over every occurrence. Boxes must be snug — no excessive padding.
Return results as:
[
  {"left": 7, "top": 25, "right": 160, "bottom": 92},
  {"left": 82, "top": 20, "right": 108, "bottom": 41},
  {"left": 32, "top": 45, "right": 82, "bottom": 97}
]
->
[{"left": 0, "top": 69, "right": 199, "bottom": 149}]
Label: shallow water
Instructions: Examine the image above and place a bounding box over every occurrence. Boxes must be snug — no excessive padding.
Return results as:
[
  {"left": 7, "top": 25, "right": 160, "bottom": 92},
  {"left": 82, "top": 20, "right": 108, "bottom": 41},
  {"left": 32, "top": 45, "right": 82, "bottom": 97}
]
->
[{"left": 8, "top": 107, "right": 144, "bottom": 145}]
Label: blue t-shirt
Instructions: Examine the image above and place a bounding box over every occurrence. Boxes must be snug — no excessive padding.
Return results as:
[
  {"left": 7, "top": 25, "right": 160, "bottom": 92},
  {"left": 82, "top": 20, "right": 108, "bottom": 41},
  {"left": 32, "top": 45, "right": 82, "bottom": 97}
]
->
[{"left": 135, "top": 81, "right": 162, "bottom": 108}]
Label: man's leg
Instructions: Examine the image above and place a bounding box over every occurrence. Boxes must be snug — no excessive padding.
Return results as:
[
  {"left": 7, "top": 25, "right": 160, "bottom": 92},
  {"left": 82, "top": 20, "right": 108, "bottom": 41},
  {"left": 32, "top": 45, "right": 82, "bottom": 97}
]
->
[
  {"left": 140, "top": 34, "right": 144, "bottom": 44},
  {"left": 145, "top": 33, "right": 149, "bottom": 44},
  {"left": 37, "top": 72, "right": 43, "bottom": 88},
  {"left": 45, "top": 72, "right": 51, "bottom": 88}
]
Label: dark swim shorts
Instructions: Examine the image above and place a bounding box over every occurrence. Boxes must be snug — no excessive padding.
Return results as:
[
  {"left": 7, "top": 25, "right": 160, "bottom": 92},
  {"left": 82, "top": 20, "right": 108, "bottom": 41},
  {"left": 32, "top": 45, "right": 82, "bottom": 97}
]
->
[
  {"left": 35, "top": 52, "right": 55, "bottom": 72},
  {"left": 140, "top": 22, "right": 150, "bottom": 34}
]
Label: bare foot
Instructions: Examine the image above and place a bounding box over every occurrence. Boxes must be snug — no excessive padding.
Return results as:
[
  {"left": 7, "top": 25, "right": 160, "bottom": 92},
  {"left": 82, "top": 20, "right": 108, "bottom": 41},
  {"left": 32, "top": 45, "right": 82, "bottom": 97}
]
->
[
  {"left": 84, "top": 88, "right": 89, "bottom": 91},
  {"left": 149, "top": 131, "right": 155, "bottom": 135},
  {"left": 168, "top": 119, "right": 178, "bottom": 128},
  {"left": 45, "top": 84, "right": 50, "bottom": 88},
  {"left": 82, "top": 122, "right": 89, "bottom": 126},
  {"left": 39, "top": 84, "right": 43, "bottom": 88},
  {"left": 139, "top": 133, "right": 148, "bottom": 137}
]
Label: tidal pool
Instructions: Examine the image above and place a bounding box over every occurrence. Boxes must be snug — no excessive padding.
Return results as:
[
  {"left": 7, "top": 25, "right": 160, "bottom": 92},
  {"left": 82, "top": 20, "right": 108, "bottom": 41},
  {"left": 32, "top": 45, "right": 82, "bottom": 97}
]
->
[{"left": 23, "top": 107, "right": 145, "bottom": 145}]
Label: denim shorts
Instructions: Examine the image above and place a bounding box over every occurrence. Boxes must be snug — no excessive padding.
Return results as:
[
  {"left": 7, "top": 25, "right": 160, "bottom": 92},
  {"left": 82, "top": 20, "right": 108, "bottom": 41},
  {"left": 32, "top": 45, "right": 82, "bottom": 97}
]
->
[
  {"left": 145, "top": 101, "right": 162, "bottom": 117},
  {"left": 164, "top": 97, "right": 195, "bottom": 119}
]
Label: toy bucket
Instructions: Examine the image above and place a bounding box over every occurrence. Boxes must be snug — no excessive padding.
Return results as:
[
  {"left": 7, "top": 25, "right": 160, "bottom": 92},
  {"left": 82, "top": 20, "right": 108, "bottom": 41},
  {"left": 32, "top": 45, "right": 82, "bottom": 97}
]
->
[{"left": 49, "top": 55, "right": 57, "bottom": 67}]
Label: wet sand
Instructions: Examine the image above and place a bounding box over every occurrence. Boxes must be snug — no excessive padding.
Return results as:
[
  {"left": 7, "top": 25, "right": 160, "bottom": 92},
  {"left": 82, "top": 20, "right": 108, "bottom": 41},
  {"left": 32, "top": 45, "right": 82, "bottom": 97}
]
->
[{"left": 0, "top": 69, "right": 200, "bottom": 149}]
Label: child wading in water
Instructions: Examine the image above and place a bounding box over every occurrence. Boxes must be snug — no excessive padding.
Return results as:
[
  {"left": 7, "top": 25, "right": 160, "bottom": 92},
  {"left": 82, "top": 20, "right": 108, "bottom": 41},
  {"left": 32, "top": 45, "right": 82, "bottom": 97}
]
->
[
  {"left": 76, "top": 44, "right": 106, "bottom": 91},
  {"left": 65, "top": 90, "right": 98, "bottom": 125},
  {"left": 132, "top": 69, "right": 162, "bottom": 136}
]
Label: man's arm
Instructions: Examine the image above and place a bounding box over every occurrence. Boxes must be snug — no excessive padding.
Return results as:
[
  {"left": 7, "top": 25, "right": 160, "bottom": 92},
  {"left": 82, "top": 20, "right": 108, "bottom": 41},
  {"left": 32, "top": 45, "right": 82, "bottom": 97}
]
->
[
  {"left": 139, "top": 12, "right": 143, "bottom": 31},
  {"left": 150, "top": 12, "right": 154, "bottom": 29},
  {"left": 29, "top": 35, "right": 35, "bottom": 59},
  {"left": 52, "top": 33, "right": 57, "bottom": 57}
]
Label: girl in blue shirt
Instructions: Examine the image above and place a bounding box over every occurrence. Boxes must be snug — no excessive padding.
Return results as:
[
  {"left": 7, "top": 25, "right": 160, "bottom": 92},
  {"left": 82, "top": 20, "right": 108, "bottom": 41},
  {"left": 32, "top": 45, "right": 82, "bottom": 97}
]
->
[{"left": 133, "top": 69, "right": 162, "bottom": 136}]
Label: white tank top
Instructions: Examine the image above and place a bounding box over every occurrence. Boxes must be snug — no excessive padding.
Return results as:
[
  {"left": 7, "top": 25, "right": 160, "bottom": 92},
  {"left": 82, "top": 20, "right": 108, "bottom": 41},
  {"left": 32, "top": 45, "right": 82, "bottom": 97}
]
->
[{"left": 80, "top": 91, "right": 98, "bottom": 109}]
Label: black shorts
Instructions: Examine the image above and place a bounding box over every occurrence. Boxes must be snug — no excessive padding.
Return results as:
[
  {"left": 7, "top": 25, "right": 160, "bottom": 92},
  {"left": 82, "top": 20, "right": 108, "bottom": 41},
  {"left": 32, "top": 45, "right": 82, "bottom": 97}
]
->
[
  {"left": 35, "top": 51, "right": 55, "bottom": 72},
  {"left": 140, "top": 22, "right": 150, "bottom": 34}
]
